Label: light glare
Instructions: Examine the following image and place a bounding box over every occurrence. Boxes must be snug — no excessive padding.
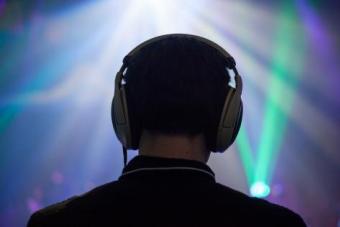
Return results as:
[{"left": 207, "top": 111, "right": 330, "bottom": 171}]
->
[{"left": 250, "top": 182, "right": 271, "bottom": 198}]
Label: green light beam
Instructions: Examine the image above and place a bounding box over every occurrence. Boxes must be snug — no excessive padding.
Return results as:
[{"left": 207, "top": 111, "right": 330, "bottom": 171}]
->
[
  {"left": 236, "top": 126, "right": 255, "bottom": 185},
  {"left": 255, "top": 1, "right": 305, "bottom": 184}
]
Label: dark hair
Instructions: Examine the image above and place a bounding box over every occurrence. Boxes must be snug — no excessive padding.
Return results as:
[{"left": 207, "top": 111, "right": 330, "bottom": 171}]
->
[{"left": 125, "top": 36, "right": 230, "bottom": 147}]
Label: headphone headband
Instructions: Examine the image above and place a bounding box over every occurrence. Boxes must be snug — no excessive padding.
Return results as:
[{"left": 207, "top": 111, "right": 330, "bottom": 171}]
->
[
  {"left": 119, "top": 34, "right": 242, "bottom": 96},
  {"left": 123, "top": 34, "right": 236, "bottom": 70}
]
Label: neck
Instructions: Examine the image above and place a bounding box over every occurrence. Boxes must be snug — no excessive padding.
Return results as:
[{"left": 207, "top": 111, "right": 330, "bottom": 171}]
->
[{"left": 138, "top": 131, "right": 210, "bottom": 163}]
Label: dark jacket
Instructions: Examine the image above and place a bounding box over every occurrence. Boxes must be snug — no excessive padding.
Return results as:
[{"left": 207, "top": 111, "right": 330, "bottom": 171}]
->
[{"left": 27, "top": 155, "right": 306, "bottom": 226}]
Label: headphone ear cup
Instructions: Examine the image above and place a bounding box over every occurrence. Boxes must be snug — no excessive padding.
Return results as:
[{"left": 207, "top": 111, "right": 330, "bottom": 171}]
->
[
  {"left": 111, "top": 85, "right": 134, "bottom": 149},
  {"left": 111, "top": 98, "right": 119, "bottom": 140},
  {"left": 230, "top": 100, "right": 243, "bottom": 145},
  {"left": 214, "top": 90, "right": 242, "bottom": 152}
]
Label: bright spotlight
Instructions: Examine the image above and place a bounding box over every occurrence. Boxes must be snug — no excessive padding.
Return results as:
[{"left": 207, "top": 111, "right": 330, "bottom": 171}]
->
[{"left": 250, "top": 181, "right": 271, "bottom": 198}]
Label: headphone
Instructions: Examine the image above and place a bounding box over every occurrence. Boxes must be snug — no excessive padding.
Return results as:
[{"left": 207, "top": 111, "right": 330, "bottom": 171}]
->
[{"left": 112, "top": 34, "right": 243, "bottom": 165}]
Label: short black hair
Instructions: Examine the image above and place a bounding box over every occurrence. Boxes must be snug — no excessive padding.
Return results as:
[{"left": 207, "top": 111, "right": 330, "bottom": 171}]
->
[{"left": 125, "top": 36, "right": 231, "bottom": 147}]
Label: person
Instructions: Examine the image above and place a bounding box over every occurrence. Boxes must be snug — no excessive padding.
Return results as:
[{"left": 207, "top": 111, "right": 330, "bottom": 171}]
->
[{"left": 27, "top": 34, "right": 306, "bottom": 226}]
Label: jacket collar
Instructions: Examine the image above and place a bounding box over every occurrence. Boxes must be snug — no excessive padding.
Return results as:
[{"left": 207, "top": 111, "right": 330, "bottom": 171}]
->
[{"left": 119, "top": 155, "right": 215, "bottom": 182}]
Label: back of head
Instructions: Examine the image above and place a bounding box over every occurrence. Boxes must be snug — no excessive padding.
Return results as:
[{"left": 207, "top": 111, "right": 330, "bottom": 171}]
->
[{"left": 124, "top": 36, "right": 231, "bottom": 148}]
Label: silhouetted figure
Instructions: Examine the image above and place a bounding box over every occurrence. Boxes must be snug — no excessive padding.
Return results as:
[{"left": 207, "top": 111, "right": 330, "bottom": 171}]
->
[{"left": 27, "top": 34, "right": 306, "bottom": 226}]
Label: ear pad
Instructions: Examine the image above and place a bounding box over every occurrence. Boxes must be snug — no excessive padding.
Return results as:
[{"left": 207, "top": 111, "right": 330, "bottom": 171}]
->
[
  {"left": 214, "top": 89, "right": 243, "bottom": 152},
  {"left": 111, "top": 98, "right": 119, "bottom": 140},
  {"left": 230, "top": 101, "right": 243, "bottom": 145},
  {"left": 111, "top": 81, "right": 135, "bottom": 149},
  {"left": 111, "top": 97, "right": 123, "bottom": 146}
]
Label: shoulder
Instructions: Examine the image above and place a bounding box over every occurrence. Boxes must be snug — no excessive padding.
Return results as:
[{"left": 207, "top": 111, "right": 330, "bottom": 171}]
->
[
  {"left": 27, "top": 195, "right": 77, "bottom": 227},
  {"left": 27, "top": 181, "right": 121, "bottom": 227},
  {"left": 249, "top": 197, "right": 306, "bottom": 226},
  {"left": 213, "top": 183, "right": 306, "bottom": 227}
]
